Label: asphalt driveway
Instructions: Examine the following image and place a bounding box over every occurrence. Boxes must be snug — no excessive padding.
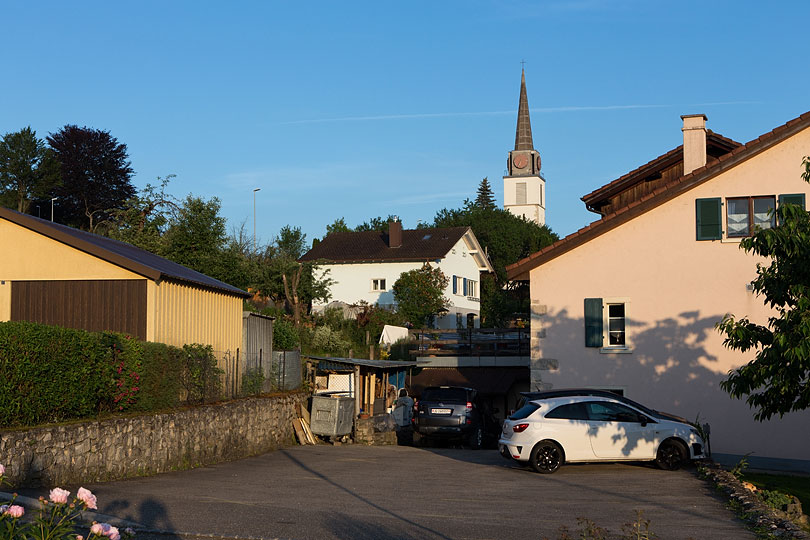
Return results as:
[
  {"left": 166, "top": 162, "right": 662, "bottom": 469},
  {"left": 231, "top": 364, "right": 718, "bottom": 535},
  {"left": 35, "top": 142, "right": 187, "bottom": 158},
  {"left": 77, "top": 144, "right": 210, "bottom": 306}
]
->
[{"left": 71, "top": 445, "right": 752, "bottom": 540}]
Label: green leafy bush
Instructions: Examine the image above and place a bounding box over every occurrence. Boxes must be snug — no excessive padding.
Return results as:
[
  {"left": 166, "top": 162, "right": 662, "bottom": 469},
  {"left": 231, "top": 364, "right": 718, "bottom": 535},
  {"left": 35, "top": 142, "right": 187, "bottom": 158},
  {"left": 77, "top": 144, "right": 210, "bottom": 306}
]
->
[
  {"left": 181, "top": 344, "right": 223, "bottom": 404},
  {"left": 99, "top": 332, "right": 143, "bottom": 412},
  {"left": 0, "top": 321, "right": 108, "bottom": 427},
  {"left": 273, "top": 317, "right": 299, "bottom": 350},
  {"left": 240, "top": 367, "right": 265, "bottom": 396},
  {"left": 758, "top": 489, "right": 793, "bottom": 510},
  {"left": 136, "top": 341, "right": 185, "bottom": 411},
  {"left": 311, "top": 326, "right": 350, "bottom": 356}
]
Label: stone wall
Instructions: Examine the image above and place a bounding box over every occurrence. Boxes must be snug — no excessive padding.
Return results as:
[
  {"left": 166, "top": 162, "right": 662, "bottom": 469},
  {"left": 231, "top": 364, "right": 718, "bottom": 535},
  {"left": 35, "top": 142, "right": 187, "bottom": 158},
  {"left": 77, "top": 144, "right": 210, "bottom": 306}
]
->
[{"left": 0, "top": 393, "right": 307, "bottom": 488}]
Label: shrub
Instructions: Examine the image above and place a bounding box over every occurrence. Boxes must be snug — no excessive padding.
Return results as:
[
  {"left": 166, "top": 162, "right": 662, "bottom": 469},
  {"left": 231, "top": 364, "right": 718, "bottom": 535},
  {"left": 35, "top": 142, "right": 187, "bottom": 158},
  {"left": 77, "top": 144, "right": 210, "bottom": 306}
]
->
[
  {"left": 136, "top": 341, "right": 184, "bottom": 411},
  {"left": 0, "top": 321, "right": 108, "bottom": 427},
  {"left": 240, "top": 367, "right": 265, "bottom": 396},
  {"left": 311, "top": 326, "right": 350, "bottom": 356},
  {"left": 273, "top": 318, "right": 299, "bottom": 350},
  {"left": 99, "top": 332, "right": 143, "bottom": 412},
  {"left": 181, "top": 344, "right": 223, "bottom": 404}
]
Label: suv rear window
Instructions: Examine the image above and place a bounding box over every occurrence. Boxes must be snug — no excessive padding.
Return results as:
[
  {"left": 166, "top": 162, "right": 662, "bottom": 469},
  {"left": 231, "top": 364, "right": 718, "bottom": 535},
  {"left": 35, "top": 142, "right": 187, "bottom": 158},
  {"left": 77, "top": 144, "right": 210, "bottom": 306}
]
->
[
  {"left": 421, "top": 387, "right": 470, "bottom": 402},
  {"left": 509, "top": 402, "right": 540, "bottom": 420}
]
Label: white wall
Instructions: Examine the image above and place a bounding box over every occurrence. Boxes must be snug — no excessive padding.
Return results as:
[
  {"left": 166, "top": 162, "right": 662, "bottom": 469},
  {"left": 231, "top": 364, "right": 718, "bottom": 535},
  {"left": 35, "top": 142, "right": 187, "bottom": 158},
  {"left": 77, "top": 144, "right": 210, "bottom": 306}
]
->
[
  {"left": 527, "top": 126, "right": 810, "bottom": 461},
  {"left": 314, "top": 237, "right": 484, "bottom": 328}
]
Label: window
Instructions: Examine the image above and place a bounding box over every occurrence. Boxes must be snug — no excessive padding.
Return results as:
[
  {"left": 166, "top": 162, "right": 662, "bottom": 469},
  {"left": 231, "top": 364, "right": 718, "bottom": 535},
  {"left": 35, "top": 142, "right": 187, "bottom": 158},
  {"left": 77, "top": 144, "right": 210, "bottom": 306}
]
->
[
  {"left": 727, "top": 196, "right": 775, "bottom": 237},
  {"left": 467, "top": 280, "right": 477, "bottom": 298},
  {"left": 371, "top": 278, "right": 386, "bottom": 291},
  {"left": 697, "top": 194, "right": 805, "bottom": 240},
  {"left": 585, "top": 402, "right": 644, "bottom": 423},
  {"left": 452, "top": 275, "right": 466, "bottom": 296},
  {"left": 516, "top": 182, "right": 527, "bottom": 205},
  {"left": 545, "top": 402, "right": 588, "bottom": 421},
  {"left": 584, "top": 298, "right": 629, "bottom": 350},
  {"left": 508, "top": 402, "right": 540, "bottom": 420}
]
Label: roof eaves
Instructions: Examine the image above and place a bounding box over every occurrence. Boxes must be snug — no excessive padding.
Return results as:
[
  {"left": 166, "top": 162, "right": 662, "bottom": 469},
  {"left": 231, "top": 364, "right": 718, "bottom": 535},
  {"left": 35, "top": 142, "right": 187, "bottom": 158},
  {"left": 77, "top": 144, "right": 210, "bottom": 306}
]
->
[{"left": 507, "top": 111, "right": 810, "bottom": 280}]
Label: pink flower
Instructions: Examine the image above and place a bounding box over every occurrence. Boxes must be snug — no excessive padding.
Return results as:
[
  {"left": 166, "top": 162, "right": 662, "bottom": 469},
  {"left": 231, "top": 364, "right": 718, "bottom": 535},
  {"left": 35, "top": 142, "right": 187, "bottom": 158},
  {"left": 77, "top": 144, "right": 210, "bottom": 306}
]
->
[
  {"left": 49, "top": 487, "right": 70, "bottom": 504},
  {"left": 77, "top": 487, "right": 97, "bottom": 510},
  {"left": 0, "top": 464, "right": 5, "bottom": 475},
  {"left": 107, "top": 526, "right": 120, "bottom": 540},
  {"left": 77, "top": 536, "right": 84, "bottom": 540},
  {"left": 5, "top": 505, "right": 24, "bottom": 518},
  {"left": 90, "top": 523, "right": 105, "bottom": 535},
  {"left": 124, "top": 527, "right": 135, "bottom": 537}
]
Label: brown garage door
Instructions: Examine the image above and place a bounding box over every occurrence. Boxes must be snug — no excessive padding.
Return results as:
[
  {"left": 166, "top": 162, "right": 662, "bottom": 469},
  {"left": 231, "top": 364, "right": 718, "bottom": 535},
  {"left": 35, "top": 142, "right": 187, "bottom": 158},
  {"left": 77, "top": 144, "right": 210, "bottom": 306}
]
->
[{"left": 11, "top": 280, "right": 147, "bottom": 339}]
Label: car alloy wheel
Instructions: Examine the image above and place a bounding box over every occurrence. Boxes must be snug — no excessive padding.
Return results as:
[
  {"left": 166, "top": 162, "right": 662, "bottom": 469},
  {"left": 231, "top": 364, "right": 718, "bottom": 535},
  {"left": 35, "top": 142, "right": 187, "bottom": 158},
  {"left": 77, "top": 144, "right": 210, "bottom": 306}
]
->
[
  {"left": 655, "top": 439, "right": 685, "bottom": 470},
  {"left": 530, "top": 441, "right": 562, "bottom": 474}
]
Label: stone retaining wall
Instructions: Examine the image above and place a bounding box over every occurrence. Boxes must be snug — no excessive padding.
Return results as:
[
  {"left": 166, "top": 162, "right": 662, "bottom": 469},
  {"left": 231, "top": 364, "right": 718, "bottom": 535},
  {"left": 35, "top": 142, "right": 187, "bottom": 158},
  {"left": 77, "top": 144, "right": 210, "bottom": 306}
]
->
[{"left": 0, "top": 393, "right": 307, "bottom": 488}]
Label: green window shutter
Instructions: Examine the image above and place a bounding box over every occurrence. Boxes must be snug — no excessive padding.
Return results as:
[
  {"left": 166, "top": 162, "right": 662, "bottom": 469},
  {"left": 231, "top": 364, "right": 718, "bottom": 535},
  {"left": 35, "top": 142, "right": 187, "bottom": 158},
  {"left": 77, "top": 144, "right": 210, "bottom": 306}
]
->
[
  {"left": 696, "top": 198, "right": 722, "bottom": 240},
  {"left": 584, "top": 298, "right": 603, "bottom": 348},
  {"left": 779, "top": 193, "right": 806, "bottom": 209}
]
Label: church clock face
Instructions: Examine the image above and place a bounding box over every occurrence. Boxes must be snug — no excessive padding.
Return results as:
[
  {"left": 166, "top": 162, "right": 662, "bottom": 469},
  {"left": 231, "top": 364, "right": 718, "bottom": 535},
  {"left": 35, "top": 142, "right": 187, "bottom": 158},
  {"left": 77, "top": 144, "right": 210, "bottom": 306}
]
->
[
  {"left": 513, "top": 154, "right": 528, "bottom": 169},
  {"left": 536, "top": 155, "right": 542, "bottom": 171}
]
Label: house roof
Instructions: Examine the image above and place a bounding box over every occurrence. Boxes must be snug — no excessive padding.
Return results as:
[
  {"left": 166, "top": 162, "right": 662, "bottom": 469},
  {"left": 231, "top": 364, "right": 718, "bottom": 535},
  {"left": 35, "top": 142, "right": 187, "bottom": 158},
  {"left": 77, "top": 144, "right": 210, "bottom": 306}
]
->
[
  {"left": 580, "top": 130, "right": 741, "bottom": 213},
  {"left": 300, "top": 226, "right": 484, "bottom": 266},
  {"left": 507, "top": 110, "right": 810, "bottom": 281},
  {"left": 0, "top": 207, "right": 251, "bottom": 298}
]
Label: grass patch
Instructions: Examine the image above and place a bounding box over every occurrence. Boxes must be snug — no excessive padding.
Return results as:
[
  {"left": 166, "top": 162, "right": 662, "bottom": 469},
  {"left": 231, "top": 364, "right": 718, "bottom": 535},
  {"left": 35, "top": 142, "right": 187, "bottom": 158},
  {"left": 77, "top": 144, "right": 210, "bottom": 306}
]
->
[{"left": 742, "top": 472, "right": 810, "bottom": 512}]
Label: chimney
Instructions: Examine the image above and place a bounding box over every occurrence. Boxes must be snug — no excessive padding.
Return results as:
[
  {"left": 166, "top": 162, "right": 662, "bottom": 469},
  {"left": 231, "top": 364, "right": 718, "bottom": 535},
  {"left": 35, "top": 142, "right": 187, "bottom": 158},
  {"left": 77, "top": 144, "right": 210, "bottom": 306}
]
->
[
  {"left": 388, "top": 219, "right": 402, "bottom": 248},
  {"left": 681, "top": 114, "right": 707, "bottom": 175}
]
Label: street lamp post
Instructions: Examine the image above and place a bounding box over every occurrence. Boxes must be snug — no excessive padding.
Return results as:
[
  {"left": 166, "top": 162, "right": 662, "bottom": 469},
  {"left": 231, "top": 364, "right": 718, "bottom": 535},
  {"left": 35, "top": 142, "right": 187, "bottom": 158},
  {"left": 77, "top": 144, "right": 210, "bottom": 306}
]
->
[
  {"left": 50, "top": 197, "right": 57, "bottom": 222},
  {"left": 253, "top": 188, "right": 261, "bottom": 248}
]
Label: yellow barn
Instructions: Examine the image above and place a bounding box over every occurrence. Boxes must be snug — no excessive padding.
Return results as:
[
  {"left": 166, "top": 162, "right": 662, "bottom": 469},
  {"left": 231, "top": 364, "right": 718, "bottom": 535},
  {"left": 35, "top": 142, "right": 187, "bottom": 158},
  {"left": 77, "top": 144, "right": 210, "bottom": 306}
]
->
[{"left": 0, "top": 207, "right": 249, "bottom": 368}]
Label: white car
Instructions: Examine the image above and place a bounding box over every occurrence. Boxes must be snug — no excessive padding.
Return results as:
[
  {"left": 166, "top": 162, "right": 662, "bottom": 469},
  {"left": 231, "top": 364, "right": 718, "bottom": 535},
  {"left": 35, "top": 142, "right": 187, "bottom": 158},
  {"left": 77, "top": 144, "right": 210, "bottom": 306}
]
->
[{"left": 498, "top": 395, "right": 706, "bottom": 473}]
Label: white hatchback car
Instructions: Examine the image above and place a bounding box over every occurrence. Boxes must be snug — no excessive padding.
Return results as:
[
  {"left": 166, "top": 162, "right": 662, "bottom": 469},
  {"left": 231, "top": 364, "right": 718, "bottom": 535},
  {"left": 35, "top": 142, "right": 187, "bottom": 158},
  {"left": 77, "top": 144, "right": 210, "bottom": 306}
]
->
[{"left": 498, "top": 395, "right": 706, "bottom": 473}]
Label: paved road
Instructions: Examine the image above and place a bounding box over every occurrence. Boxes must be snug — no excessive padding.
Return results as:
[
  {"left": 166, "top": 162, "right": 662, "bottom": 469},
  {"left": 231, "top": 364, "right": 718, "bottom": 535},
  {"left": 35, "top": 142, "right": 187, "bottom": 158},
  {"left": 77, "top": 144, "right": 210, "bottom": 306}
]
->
[{"left": 72, "top": 445, "right": 752, "bottom": 540}]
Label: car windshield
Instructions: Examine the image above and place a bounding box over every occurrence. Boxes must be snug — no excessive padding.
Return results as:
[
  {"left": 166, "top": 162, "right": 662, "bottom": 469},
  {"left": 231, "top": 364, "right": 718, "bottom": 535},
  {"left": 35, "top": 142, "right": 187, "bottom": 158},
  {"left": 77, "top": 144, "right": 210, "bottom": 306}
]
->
[
  {"left": 421, "top": 388, "right": 468, "bottom": 402},
  {"left": 509, "top": 402, "right": 540, "bottom": 420}
]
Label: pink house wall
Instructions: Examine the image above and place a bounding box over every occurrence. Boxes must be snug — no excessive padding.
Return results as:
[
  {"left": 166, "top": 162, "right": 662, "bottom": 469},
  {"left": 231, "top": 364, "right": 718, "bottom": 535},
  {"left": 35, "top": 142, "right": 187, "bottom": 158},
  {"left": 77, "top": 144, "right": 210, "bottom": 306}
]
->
[{"left": 529, "top": 126, "right": 810, "bottom": 461}]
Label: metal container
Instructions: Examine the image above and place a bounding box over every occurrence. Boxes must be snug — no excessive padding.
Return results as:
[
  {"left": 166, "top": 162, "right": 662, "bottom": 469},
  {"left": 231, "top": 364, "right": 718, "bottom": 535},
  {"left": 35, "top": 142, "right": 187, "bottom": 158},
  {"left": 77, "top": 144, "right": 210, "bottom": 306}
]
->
[{"left": 310, "top": 395, "right": 355, "bottom": 437}]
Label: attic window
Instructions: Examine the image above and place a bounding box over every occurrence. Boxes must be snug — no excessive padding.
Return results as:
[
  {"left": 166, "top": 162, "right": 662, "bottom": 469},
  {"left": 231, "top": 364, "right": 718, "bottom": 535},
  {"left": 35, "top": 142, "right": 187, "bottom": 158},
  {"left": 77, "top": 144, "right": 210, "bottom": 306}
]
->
[{"left": 422, "top": 234, "right": 432, "bottom": 240}]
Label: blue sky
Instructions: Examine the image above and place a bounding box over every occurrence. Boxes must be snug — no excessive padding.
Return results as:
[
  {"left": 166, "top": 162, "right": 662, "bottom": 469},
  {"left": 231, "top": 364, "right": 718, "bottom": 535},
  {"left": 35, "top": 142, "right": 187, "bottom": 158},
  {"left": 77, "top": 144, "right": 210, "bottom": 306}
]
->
[{"left": 2, "top": 1, "right": 808, "bottom": 247}]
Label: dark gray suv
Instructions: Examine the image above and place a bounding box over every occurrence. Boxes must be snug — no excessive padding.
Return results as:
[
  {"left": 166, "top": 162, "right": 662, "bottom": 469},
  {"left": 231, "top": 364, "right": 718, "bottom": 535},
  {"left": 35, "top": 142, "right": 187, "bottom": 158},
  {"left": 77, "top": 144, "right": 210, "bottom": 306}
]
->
[{"left": 414, "top": 386, "right": 498, "bottom": 449}]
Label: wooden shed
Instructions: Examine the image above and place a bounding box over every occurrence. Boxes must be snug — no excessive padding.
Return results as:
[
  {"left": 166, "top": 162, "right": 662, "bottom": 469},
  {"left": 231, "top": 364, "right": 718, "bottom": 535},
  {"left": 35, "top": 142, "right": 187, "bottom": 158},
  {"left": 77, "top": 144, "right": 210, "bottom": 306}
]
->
[{"left": 0, "top": 207, "right": 250, "bottom": 364}]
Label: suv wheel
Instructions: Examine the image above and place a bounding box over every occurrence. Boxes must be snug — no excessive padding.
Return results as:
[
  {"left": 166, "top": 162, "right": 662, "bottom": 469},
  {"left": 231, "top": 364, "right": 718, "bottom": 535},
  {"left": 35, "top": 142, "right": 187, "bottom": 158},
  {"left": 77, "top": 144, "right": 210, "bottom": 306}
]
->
[{"left": 530, "top": 441, "right": 563, "bottom": 474}]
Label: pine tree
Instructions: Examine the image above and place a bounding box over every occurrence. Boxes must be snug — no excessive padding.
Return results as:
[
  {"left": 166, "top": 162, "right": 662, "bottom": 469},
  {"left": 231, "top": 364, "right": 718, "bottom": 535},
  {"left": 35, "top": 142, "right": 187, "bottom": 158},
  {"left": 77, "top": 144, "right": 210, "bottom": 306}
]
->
[{"left": 475, "top": 177, "right": 496, "bottom": 209}]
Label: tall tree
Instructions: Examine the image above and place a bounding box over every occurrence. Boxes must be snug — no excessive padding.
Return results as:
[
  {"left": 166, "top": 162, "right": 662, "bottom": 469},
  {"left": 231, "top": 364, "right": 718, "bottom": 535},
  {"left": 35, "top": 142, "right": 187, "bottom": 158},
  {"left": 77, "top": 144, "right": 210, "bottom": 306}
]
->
[
  {"left": 161, "top": 195, "right": 229, "bottom": 279},
  {"left": 325, "top": 217, "right": 351, "bottom": 236},
  {"left": 433, "top": 199, "right": 557, "bottom": 326},
  {"left": 475, "top": 177, "right": 496, "bottom": 209},
  {"left": 103, "top": 175, "right": 179, "bottom": 254},
  {"left": 355, "top": 215, "right": 399, "bottom": 232},
  {"left": 47, "top": 125, "right": 135, "bottom": 230},
  {"left": 717, "top": 157, "right": 810, "bottom": 421},
  {"left": 392, "top": 264, "right": 450, "bottom": 328},
  {"left": 0, "top": 127, "right": 59, "bottom": 213}
]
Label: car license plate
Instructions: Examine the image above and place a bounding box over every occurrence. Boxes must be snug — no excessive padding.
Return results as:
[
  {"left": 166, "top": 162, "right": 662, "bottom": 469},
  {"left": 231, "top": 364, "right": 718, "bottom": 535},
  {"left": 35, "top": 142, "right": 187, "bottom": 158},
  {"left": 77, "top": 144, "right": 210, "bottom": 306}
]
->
[{"left": 431, "top": 408, "right": 452, "bottom": 415}]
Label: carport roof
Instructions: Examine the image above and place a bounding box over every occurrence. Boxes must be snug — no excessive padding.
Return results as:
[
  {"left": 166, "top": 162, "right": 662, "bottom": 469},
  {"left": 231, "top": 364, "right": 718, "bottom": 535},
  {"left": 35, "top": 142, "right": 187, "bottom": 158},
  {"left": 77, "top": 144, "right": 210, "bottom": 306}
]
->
[
  {"left": 307, "top": 355, "right": 418, "bottom": 370},
  {"left": 0, "top": 207, "right": 250, "bottom": 298}
]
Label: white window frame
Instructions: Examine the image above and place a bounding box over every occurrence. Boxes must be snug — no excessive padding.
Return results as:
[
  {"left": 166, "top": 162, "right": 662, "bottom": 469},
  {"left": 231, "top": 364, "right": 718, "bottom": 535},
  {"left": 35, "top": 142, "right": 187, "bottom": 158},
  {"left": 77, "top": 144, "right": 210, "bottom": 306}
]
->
[
  {"left": 600, "top": 297, "right": 631, "bottom": 354},
  {"left": 467, "top": 279, "right": 477, "bottom": 299},
  {"left": 454, "top": 276, "right": 464, "bottom": 296},
  {"left": 371, "top": 278, "right": 387, "bottom": 292}
]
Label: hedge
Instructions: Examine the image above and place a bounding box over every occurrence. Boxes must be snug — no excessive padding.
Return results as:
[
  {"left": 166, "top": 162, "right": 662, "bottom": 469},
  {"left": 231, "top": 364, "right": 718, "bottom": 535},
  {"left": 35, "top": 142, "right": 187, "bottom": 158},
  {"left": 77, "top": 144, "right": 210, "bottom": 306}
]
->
[{"left": 0, "top": 321, "right": 219, "bottom": 428}]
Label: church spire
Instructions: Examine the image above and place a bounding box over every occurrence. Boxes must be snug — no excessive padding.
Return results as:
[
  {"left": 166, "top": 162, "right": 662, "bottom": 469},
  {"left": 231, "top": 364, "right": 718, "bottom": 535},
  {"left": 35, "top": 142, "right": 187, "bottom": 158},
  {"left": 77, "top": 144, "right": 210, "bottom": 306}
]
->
[{"left": 514, "top": 69, "right": 534, "bottom": 151}]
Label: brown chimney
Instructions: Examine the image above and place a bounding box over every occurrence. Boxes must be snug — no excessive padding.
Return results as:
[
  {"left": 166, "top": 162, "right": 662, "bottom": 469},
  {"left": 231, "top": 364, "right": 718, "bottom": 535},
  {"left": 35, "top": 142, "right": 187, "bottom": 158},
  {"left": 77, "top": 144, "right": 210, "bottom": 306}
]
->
[
  {"left": 388, "top": 219, "right": 402, "bottom": 248},
  {"left": 681, "top": 114, "right": 707, "bottom": 175}
]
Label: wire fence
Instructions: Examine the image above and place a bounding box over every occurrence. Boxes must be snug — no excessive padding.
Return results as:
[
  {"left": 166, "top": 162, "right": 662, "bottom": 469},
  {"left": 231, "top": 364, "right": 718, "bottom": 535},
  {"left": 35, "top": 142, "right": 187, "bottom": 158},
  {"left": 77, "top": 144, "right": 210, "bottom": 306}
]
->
[{"left": 217, "top": 349, "right": 302, "bottom": 399}]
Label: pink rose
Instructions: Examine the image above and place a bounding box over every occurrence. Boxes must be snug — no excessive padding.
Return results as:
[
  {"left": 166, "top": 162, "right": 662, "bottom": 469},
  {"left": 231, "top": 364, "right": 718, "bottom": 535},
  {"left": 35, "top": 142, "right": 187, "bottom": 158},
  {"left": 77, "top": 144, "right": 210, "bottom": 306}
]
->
[
  {"left": 49, "top": 487, "right": 70, "bottom": 504},
  {"left": 5, "top": 505, "right": 24, "bottom": 519},
  {"left": 77, "top": 536, "right": 84, "bottom": 540},
  {"left": 0, "top": 464, "right": 5, "bottom": 475},
  {"left": 90, "top": 523, "right": 105, "bottom": 535},
  {"left": 107, "top": 526, "right": 120, "bottom": 540},
  {"left": 77, "top": 487, "right": 97, "bottom": 510}
]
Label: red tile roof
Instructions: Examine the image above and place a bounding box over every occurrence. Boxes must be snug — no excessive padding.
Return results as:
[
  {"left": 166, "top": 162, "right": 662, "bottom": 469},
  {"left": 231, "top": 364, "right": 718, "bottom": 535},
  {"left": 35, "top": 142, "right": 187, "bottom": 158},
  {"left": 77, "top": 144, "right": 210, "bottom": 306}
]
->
[
  {"left": 507, "top": 111, "right": 810, "bottom": 280},
  {"left": 300, "top": 226, "right": 471, "bottom": 264}
]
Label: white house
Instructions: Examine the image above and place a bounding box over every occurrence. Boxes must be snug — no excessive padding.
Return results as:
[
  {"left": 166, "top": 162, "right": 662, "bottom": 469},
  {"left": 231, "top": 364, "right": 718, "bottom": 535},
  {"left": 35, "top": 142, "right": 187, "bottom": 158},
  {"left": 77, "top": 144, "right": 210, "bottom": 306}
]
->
[
  {"left": 300, "top": 221, "right": 493, "bottom": 329},
  {"left": 507, "top": 111, "right": 810, "bottom": 472}
]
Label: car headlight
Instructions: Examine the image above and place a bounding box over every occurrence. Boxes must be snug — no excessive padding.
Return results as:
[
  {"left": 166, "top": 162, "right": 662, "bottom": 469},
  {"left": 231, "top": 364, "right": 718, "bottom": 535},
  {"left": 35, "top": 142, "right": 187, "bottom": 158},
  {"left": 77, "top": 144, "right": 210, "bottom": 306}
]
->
[{"left": 689, "top": 428, "right": 701, "bottom": 440}]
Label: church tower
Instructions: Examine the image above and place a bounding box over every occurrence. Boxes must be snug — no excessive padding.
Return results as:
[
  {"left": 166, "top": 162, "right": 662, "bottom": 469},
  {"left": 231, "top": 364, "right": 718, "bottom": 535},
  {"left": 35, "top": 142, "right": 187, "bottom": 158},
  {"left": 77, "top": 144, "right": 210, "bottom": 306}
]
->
[{"left": 503, "top": 69, "right": 545, "bottom": 226}]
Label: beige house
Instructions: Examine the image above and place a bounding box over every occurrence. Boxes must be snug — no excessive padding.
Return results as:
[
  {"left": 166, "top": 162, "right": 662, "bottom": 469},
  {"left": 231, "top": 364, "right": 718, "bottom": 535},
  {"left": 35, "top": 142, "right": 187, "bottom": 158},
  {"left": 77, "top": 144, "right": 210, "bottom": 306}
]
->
[
  {"left": 0, "top": 208, "right": 249, "bottom": 371},
  {"left": 507, "top": 111, "right": 810, "bottom": 471}
]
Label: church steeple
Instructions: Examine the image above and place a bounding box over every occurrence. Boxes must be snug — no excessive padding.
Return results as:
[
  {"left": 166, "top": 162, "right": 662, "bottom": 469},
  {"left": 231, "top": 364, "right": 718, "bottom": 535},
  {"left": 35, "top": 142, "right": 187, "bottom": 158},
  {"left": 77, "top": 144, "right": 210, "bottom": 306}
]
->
[
  {"left": 503, "top": 67, "right": 546, "bottom": 226},
  {"left": 514, "top": 69, "right": 534, "bottom": 151}
]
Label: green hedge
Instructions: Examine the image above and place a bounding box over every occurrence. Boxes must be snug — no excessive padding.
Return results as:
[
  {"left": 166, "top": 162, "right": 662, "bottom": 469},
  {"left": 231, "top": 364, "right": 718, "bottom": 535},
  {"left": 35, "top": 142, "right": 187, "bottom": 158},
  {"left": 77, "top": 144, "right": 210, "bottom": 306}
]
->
[{"left": 0, "top": 321, "right": 216, "bottom": 428}]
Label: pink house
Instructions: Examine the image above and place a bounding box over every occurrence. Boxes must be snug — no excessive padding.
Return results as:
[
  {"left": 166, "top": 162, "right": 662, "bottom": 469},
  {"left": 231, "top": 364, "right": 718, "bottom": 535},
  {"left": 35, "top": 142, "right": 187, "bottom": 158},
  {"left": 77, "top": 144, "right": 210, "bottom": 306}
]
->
[{"left": 508, "top": 111, "right": 810, "bottom": 471}]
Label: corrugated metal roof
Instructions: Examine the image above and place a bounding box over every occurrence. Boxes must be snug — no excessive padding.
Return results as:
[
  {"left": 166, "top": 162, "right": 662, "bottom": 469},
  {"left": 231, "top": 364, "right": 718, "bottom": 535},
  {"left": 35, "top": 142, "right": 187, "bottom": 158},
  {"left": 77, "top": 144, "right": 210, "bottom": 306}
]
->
[
  {"left": 0, "top": 207, "right": 250, "bottom": 298},
  {"left": 307, "top": 355, "right": 418, "bottom": 369}
]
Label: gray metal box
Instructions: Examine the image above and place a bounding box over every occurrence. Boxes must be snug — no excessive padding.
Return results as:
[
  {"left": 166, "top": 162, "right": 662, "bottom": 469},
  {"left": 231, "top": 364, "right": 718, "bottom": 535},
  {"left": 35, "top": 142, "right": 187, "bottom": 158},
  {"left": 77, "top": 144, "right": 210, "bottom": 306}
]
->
[{"left": 310, "top": 395, "right": 354, "bottom": 437}]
